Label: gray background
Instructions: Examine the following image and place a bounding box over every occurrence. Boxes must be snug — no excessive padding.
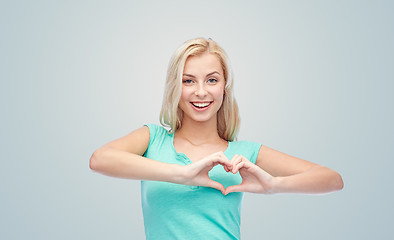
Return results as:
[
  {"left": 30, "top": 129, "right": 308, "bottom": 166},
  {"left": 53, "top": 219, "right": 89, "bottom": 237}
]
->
[{"left": 1, "top": 0, "right": 393, "bottom": 239}]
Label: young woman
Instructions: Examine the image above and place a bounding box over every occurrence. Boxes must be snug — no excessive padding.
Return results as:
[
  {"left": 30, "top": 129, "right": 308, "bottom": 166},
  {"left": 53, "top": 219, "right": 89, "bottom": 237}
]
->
[{"left": 89, "top": 38, "right": 344, "bottom": 239}]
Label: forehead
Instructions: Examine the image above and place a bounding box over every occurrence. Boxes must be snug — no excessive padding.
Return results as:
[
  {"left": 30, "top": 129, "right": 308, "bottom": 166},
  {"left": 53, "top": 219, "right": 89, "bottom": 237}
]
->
[{"left": 183, "top": 52, "right": 223, "bottom": 75}]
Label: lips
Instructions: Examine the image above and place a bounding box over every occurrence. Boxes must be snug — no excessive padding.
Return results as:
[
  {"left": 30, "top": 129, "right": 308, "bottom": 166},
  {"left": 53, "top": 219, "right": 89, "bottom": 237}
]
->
[{"left": 190, "top": 101, "right": 212, "bottom": 111}]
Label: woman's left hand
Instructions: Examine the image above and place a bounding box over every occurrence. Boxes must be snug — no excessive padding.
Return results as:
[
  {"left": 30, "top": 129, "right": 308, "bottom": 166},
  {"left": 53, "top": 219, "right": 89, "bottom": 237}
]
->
[{"left": 224, "top": 155, "right": 277, "bottom": 195}]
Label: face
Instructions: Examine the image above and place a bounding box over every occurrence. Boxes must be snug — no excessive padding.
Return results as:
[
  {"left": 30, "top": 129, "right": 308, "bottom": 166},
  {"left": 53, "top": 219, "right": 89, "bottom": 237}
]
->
[{"left": 179, "top": 52, "right": 225, "bottom": 124}]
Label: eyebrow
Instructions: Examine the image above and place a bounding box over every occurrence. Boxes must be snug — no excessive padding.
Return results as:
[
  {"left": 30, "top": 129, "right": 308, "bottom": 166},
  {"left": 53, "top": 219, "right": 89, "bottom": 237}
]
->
[{"left": 183, "top": 71, "right": 221, "bottom": 78}]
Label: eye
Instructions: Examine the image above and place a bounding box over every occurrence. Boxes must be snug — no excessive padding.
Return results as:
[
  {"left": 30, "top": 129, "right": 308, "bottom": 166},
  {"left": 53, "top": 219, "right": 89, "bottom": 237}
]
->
[
  {"left": 207, "top": 78, "right": 217, "bottom": 84},
  {"left": 183, "top": 79, "right": 194, "bottom": 84}
]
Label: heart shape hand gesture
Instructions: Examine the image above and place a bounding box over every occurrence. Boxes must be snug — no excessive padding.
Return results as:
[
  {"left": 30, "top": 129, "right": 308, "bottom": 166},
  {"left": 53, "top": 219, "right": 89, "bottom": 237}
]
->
[{"left": 182, "top": 152, "right": 276, "bottom": 195}]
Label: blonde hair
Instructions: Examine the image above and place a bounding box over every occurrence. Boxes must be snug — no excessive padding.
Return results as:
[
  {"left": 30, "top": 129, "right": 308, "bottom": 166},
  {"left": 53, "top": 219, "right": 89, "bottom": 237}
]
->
[{"left": 160, "top": 38, "right": 240, "bottom": 141}]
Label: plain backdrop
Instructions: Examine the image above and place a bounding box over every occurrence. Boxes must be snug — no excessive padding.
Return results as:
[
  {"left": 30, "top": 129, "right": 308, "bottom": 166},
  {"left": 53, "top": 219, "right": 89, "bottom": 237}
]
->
[{"left": 1, "top": 0, "right": 393, "bottom": 239}]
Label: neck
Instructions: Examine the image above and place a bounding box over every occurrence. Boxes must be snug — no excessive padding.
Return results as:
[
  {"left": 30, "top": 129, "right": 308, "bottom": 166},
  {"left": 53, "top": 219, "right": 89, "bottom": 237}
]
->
[{"left": 176, "top": 115, "right": 221, "bottom": 145}]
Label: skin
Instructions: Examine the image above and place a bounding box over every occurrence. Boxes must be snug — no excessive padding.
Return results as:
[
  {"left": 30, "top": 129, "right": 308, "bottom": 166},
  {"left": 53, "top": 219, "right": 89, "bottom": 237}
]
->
[{"left": 89, "top": 52, "right": 344, "bottom": 195}]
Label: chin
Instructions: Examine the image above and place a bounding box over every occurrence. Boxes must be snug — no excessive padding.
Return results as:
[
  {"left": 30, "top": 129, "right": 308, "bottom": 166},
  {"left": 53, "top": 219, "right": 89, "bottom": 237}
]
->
[{"left": 183, "top": 112, "right": 216, "bottom": 124}]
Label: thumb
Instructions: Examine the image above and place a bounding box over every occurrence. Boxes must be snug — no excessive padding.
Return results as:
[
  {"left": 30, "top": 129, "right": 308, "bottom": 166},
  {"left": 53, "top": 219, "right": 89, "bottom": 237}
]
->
[
  {"left": 206, "top": 180, "right": 225, "bottom": 194},
  {"left": 224, "top": 184, "right": 245, "bottom": 195}
]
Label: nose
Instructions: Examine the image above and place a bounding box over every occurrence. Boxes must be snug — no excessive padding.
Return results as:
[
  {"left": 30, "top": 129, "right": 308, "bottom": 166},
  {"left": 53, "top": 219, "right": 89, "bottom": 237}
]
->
[{"left": 195, "top": 83, "right": 207, "bottom": 97}]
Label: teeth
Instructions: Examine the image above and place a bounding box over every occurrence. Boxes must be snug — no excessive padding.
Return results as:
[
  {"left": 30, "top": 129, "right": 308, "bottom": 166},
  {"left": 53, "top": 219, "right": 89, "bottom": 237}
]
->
[{"left": 192, "top": 102, "right": 210, "bottom": 108}]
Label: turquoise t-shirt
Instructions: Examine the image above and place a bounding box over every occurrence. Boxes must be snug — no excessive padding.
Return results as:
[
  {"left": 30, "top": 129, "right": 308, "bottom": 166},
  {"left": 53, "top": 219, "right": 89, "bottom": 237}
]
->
[{"left": 142, "top": 124, "right": 262, "bottom": 240}]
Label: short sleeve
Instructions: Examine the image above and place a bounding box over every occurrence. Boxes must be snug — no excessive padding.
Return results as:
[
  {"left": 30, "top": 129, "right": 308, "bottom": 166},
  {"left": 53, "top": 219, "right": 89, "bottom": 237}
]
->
[
  {"left": 246, "top": 141, "right": 262, "bottom": 164},
  {"left": 227, "top": 140, "right": 262, "bottom": 164},
  {"left": 143, "top": 124, "right": 170, "bottom": 159},
  {"left": 144, "top": 124, "right": 159, "bottom": 149}
]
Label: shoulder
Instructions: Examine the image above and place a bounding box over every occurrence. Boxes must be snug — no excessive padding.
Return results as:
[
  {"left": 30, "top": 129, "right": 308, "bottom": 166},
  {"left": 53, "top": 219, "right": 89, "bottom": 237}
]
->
[
  {"left": 144, "top": 123, "right": 172, "bottom": 144},
  {"left": 144, "top": 123, "right": 168, "bottom": 134}
]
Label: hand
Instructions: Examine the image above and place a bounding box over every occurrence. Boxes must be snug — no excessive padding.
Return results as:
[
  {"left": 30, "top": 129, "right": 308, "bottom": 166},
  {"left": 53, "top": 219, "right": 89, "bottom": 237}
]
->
[
  {"left": 224, "top": 154, "right": 276, "bottom": 195},
  {"left": 182, "top": 151, "right": 232, "bottom": 194}
]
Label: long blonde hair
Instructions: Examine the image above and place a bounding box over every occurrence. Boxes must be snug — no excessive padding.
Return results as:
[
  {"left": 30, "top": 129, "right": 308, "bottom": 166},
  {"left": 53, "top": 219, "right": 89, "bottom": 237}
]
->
[{"left": 160, "top": 38, "right": 240, "bottom": 141}]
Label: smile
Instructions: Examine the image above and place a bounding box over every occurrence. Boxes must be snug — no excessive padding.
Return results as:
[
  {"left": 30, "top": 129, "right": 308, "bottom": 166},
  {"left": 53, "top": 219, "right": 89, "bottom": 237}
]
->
[{"left": 190, "top": 102, "right": 212, "bottom": 111}]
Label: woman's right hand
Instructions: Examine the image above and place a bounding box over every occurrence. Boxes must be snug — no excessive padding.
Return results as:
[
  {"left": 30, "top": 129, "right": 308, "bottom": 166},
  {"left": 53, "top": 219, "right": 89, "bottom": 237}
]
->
[{"left": 180, "top": 151, "right": 232, "bottom": 194}]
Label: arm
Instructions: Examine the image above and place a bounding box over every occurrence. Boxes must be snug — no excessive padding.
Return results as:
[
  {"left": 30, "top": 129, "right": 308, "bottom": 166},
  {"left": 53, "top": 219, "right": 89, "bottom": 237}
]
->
[
  {"left": 89, "top": 126, "right": 232, "bottom": 192},
  {"left": 89, "top": 126, "right": 180, "bottom": 181},
  {"left": 256, "top": 145, "right": 344, "bottom": 194},
  {"left": 224, "top": 146, "right": 344, "bottom": 195}
]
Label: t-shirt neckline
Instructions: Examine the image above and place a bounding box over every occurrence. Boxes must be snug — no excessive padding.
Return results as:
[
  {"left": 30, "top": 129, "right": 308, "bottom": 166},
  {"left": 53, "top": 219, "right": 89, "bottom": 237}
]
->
[{"left": 169, "top": 132, "right": 231, "bottom": 162}]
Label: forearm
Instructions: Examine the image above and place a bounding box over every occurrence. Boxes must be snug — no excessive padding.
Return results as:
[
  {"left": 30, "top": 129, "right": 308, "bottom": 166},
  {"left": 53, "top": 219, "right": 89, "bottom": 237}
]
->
[
  {"left": 272, "top": 166, "right": 344, "bottom": 194},
  {"left": 89, "top": 148, "right": 183, "bottom": 183}
]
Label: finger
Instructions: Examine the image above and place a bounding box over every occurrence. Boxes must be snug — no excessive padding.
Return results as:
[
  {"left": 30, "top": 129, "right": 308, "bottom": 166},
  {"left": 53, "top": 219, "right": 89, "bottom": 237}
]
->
[
  {"left": 229, "top": 154, "right": 241, "bottom": 166},
  {"left": 200, "top": 152, "right": 232, "bottom": 173},
  {"left": 206, "top": 180, "right": 225, "bottom": 194},
  {"left": 219, "top": 151, "right": 231, "bottom": 163},
  {"left": 233, "top": 161, "right": 251, "bottom": 174},
  {"left": 231, "top": 155, "right": 244, "bottom": 173},
  {"left": 214, "top": 152, "right": 232, "bottom": 168},
  {"left": 200, "top": 152, "right": 225, "bottom": 167},
  {"left": 229, "top": 154, "right": 240, "bottom": 163},
  {"left": 224, "top": 161, "right": 233, "bottom": 172},
  {"left": 224, "top": 184, "right": 245, "bottom": 195},
  {"left": 223, "top": 164, "right": 230, "bottom": 172}
]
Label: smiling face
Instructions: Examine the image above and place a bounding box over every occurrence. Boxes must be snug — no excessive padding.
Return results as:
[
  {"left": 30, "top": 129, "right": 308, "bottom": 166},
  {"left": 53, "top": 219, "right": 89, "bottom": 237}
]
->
[{"left": 178, "top": 52, "right": 225, "bottom": 125}]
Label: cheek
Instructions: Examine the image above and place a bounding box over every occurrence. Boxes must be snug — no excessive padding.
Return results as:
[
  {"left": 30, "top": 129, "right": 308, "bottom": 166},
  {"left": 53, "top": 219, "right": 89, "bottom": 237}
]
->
[
  {"left": 179, "top": 88, "right": 191, "bottom": 110},
  {"left": 213, "top": 87, "right": 225, "bottom": 102},
  {"left": 180, "top": 88, "right": 190, "bottom": 101}
]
